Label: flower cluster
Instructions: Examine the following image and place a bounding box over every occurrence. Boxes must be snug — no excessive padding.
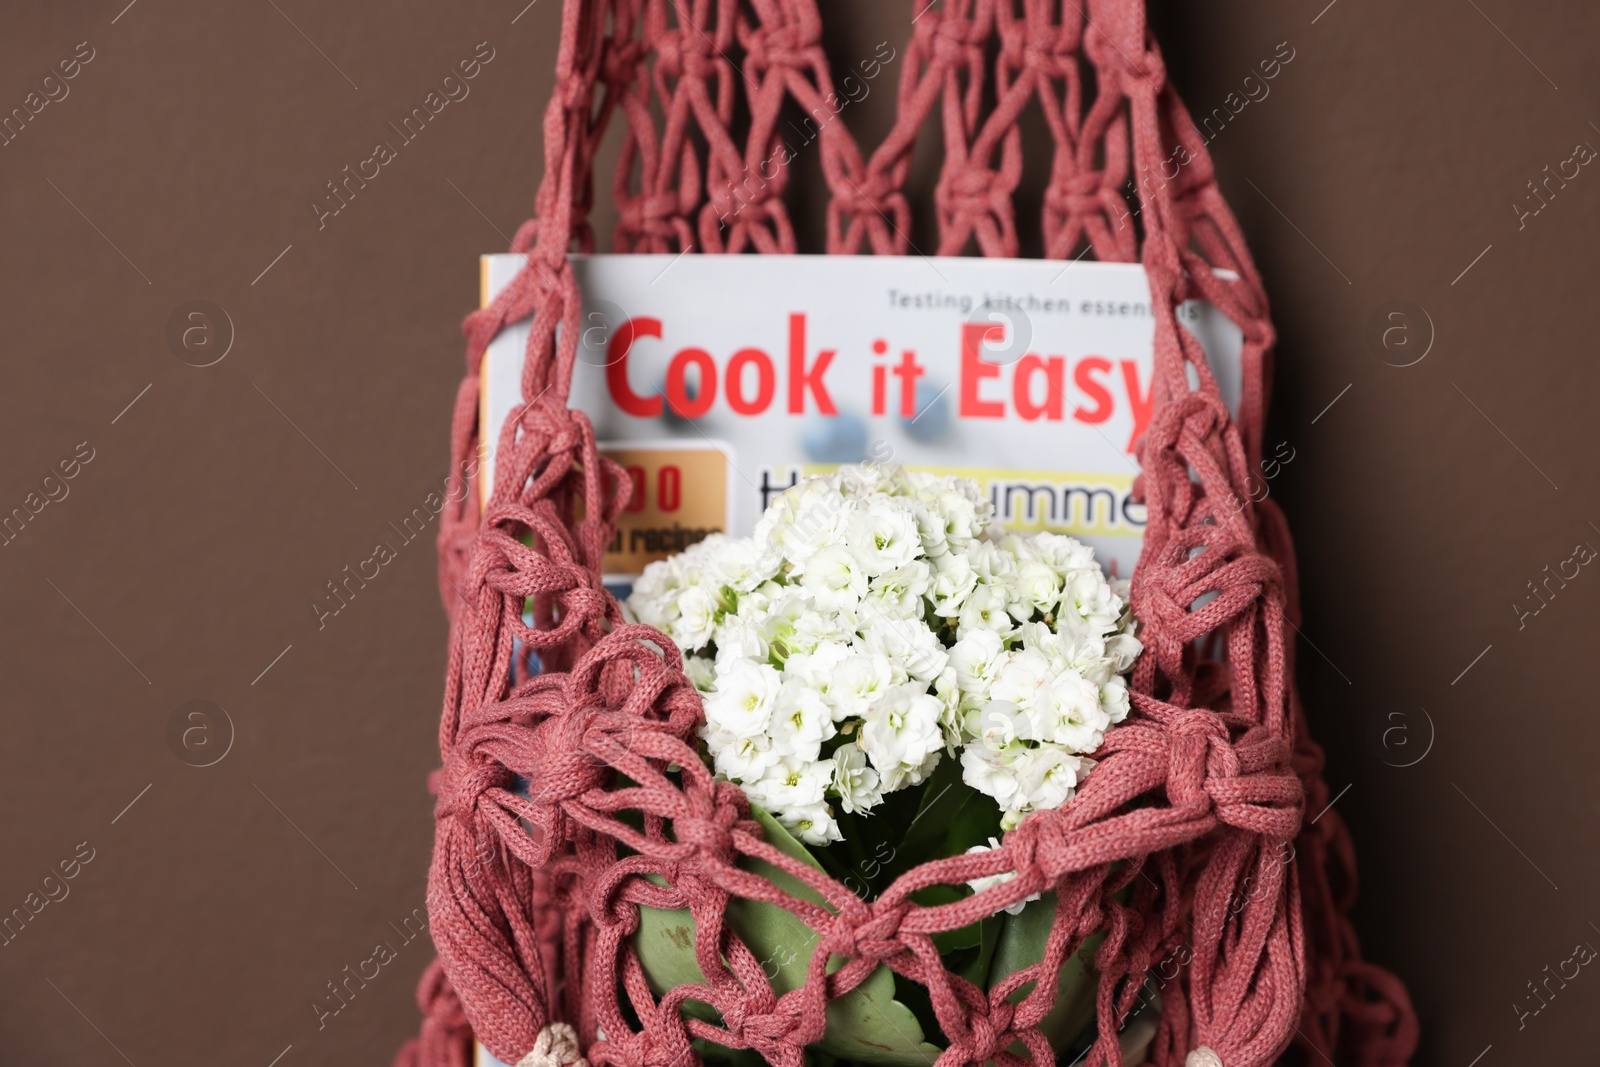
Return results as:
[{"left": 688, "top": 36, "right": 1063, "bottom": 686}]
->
[{"left": 624, "top": 465, "right": 1141, "bottom": 844}]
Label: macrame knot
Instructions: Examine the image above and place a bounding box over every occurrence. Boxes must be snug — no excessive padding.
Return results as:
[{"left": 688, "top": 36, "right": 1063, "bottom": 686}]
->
[
  {"left": 517, "top": 1022, "right": 587, "bottom": 1067},
  {"left": 1136, "top": 582, "right": 1194, "bottom": 640},
  {"left": 952, "top": 1001, "right": 1013, "bottom": 1067},
  {"left": 1206, "top": 729, "right": 1301, "bottom": 838},
  {"left": 1135, "top": 395, "right": 1210, "bottom": 462},
  {"left": 938, "top": 167, "right": 1011, "bottom": 223},
  {"left": 523, "top": 703, "right": 609, "bottom": 806},
  {"left": 709, "top": 776, "right": 751, "bottom": 820},
  {"left": 772, "top": 998, "right": 827, "bottom": 1049},
  {"left": 1165, "top": 710, "right": 1228, "bottom": 811},
  {"left": 1084, "top": 24, "right": 1165, "bottom": 90},
  {"left": 637, "top": 1036, "right": 692, "bottom": 1067},
  {"left": 600, "top": 38, "right": 645, "bottom": 87},
  {"left": 1236, "top": 310, "right": 1275, "bottom": 349},
  {"left": 1046, "top": 171, "right": 1115, "bottom": 217},
  {"left": 835, "top": 172, "right": 899, "bottom": 224},
  {"left": 654, "top": 30, "right": 714, "bottom": 80},
  {"left": 856, "top": 898, "right": 911, "bottom": 959},
  {"left": 742, "top": 23, "right": 812, "bottom": 74},
  {"left": 553, "top": 583, "right": 612, "bottom": 636},
  {"left": 518, "top": 396, "right": 583, "bottom": 453},
  {"left": 725, "top": 1001, "right": 811, "bottom": 1054},
  {"left": 998, "top": 816, "right": 1043, "bottom": 889},
  {"left": 1000, "top": 25, "right": 1073, "bottom": 79},
  {"left": 619, "top": 190, "right": 690, "bottom": 230},
  {"left": 1177, "top": 392, "right": 1231, "bottom": 445},
  {"left": 435, "top": 743, "right": 515, "bottom": 824},
  {"left": 673, "top": 808, "right": 736, "bottom": 858},
  {"left": 557, "top": 71, "right": 593, "bottom": 112},
  {"left": 929, "top": 17, "right": 985, "bottom": 65},
  {"left": 819, "top": 899, "right": 874, "bottom": 959},
  {"left": 523, "top": 240, "right": 576, "bottom": 305},
  {"left": 818, "top": 925, "right": 859, "bottom": 965},
  {"left": 487, "top": 551, "right": 589, "bottom": 605},
  {"left": 707, "top": 179, "right": 781, "bottom": 221}
]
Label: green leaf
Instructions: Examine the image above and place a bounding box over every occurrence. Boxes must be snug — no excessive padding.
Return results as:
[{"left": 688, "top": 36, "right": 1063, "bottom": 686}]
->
[
  {"left": 958, "top": 915, "right": 1004, "bottom": 989},
  {"left": 633, "top": 879, "right": 721, "bottom": 1024},
  {"left": 881, "top": 762, "right": 1003, "bottom": 893},
  {"left": 986, "top": 893, "right": 1100, "bottom": 1051},
  {"left": 896, "top": 758, "right": 968, "bottom": 864},
  {"left": 634, "top": 805, "right": 943, "bottom": 1067},
  {"left": 941, "top": 789, "right": 1004, "bottom": 859}
]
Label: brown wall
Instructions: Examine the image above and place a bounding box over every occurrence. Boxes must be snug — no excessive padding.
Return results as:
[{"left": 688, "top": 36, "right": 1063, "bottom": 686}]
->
[{"left": 1, "top": 1, "right": 1595, "bottom": 1064}]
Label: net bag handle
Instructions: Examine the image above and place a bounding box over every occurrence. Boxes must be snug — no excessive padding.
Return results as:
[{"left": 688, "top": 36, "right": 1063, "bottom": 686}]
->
[{"left": 401, "top": 2, "right": 1419, "bottom": 1065}]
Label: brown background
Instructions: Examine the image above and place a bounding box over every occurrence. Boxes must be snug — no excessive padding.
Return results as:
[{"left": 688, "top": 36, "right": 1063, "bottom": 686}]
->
[{"left": 2, "top": 1, "right": 1596, "bottom": 1063}]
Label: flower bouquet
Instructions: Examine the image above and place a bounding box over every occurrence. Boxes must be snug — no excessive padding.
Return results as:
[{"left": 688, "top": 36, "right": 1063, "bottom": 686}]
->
[{"left": 619, "top": 464, "right": 1144, "bottom": 1063}]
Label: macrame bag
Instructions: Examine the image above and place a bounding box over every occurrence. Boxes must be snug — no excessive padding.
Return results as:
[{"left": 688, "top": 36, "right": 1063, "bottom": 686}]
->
[{"left": 398, "top": 1, "right": 1420, "bottom": 1065}]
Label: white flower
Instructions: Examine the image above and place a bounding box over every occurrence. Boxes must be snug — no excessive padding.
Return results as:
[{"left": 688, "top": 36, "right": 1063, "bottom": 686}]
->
[
  {"left": 967, "top": 540, "right": 1016, "bottom": 587},
  {"left": 682, "top": 654, "right": 716, "bottom": 692},
  {"left": 707, "top": 535, "right": 780, "bottom": 594},
  {"left": 988, "top": 648, "right": 1048, "bottom": 711},
  {"left": 930, "top": 664, "right": 965, "bottom": 752},
  {"left": 964, "top": 837, "right": 1039, "bottom": 915},
  {"left": 948, "top": 628, "right": 1006, "bottom": 696},
  {"left": 798, "top": 544, "right": 869, "bottom": 612},
  {"left": 1030, "top": 532, "right": 1098, "bottom": 574},
  {"left": 713, "top": 612, "right": 768, "bottom": 665},
  {"left": 670, "top": 534, "right": 730, "bottom": 590},
  {"left": 831, "top": 742, "right": 883, "bottom": 814},
  {"left": 744, "top": 755, "right": 831, "bottom": 811},
  {"left": 935, "top": 490, "right": 986, "bottom": 549},
  {"left": 960, "top": 744, "right": 1029, "bottom": 812},
  {"left": 865, "top": 560, "right": 933, "bottom": 618},
  {"left": 770, "top": 682, "right": 836, "bottom": 761},
  {"left": 845, "top": 500, "right": 923, "bottom": 576},
  {"left": 702, "top": 660, "right": 782, "bottom": 739},
  {"left": 1100, "top": 674, "right": 1132, "bottom": 725},
  {"left": 827, "top": 649, "right": 899, "bottom": 720},
  {"left": 763, "top": 483, "right": 849, "bottom": 572},
  {"left": 859, "top": 606, "right": 949, "bottom": 684},
  {"left": 1010, "top": 560, "right": 1063, "bottom": 621},
  {"left": 628, "top": 556, "right": 684, "bottom": 631},
  {"left": 753, "top": 593, "right": 814, "bottom": 662},
  {"left": 791, "top": 599, "right": 858, "bottom": 652},
  {"left": 1105, "top": 632, "right": 1143, "bottom": 675},
  {"left": 1019, "top": 621, "right": 1102, "bottom": 676},
  {"left": 907, "top": 498, "right": 949, "bottom": 558},
  {"left": 972, "top": 699, "right": 1031, "bottom": 747},
  {"left": 962, "top": 739, "right": 1095, "bottom": 826},
  {"left": 783, "top": 640, "right": 851, "bottom": 691},
  {"left": 780, "top": 801, "right": 843, "bottom": 845},
  {"left": 707, "top": 727, "right": 778, "bottom": 782},
  {"left": 1018, "top": 745, "right": 1092, "bottom": 811},
  {"left": 1031, "top": 668, "right": 1109, "bottom": 751},
  {"left": 859, "top": 684, "right": 945, "bottom": 791},
  {"left": 929, "top": 553, "right": 979, "bottom": 618},
  {"left": 1060, "top": 569, "right": 1123, "bottom": 635},
  {"left": 834, "top": 463, "right": 892, "bottom": 497},
  {"left": 625, "top": 465, "right": 1143, "bottom": 836},
  {"left": 956, "top": 584, "right": 1014, "bottom": 640}
]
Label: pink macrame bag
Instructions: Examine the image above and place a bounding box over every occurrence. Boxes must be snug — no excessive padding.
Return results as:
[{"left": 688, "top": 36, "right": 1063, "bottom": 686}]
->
[{"left": 397, "top": 2, "right": 1419, "bottom": 1065}]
